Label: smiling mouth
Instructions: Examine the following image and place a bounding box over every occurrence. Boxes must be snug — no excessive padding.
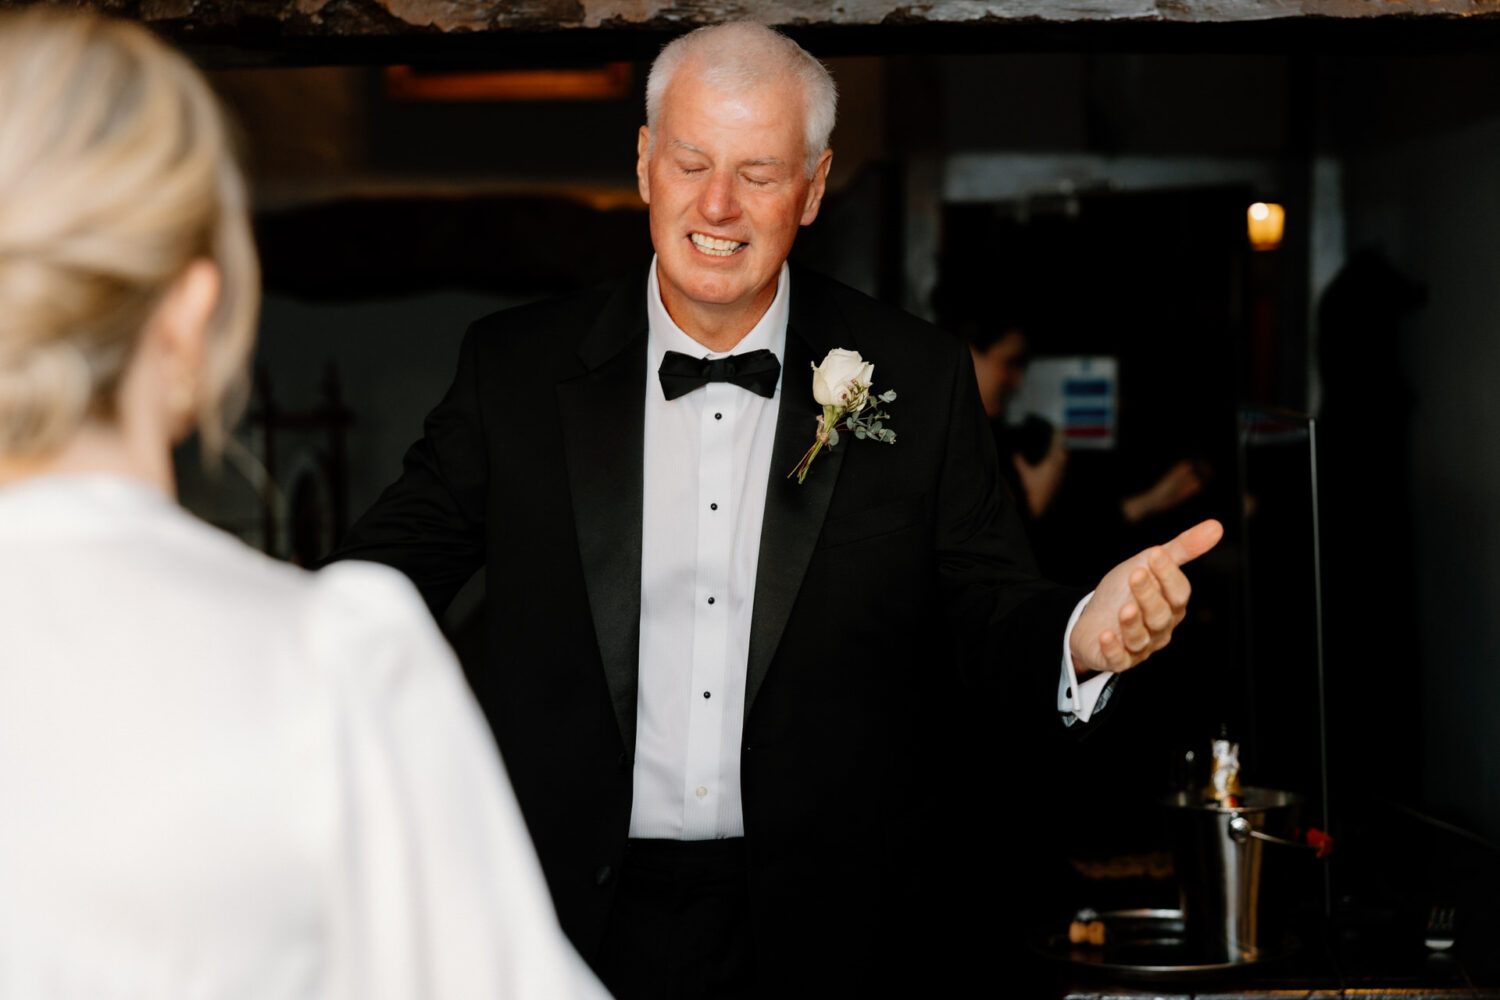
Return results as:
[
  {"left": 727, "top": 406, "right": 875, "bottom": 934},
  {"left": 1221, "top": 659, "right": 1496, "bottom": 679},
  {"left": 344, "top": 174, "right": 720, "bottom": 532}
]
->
[{"left": 689, "top": 233, "right": 746, "bottom": 257}]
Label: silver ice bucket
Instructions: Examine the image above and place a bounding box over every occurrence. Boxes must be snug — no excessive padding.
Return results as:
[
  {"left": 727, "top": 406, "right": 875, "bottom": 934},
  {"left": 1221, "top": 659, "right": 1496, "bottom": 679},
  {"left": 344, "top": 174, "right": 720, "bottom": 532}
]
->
[{"left": 1161, "top": 786, "right": 1312, "bottom": 963}]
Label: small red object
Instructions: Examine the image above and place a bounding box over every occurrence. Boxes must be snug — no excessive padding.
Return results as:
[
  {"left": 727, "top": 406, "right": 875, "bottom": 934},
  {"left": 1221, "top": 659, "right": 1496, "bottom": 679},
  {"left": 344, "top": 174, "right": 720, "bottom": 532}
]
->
[{"left": 1306, "top": 827, "right": 1334, "bottom": 858}]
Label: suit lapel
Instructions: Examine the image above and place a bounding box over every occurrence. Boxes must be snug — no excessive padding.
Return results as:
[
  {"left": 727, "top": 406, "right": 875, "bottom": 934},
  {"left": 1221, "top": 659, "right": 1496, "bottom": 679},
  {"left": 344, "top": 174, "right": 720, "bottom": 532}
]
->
[
  {"left": 745, "top": 270, "right": 851, "bottom": 718},
  {"left": 557, "top": 276, "right": 648, "bottom": 756}
]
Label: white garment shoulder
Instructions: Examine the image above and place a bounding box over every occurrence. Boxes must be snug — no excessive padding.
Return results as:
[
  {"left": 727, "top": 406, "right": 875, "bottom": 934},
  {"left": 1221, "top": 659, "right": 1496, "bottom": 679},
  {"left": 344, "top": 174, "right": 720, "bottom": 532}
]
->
[
  {"left": 0, "top": 476, "right": 608, "bottom": 1000},
  {"left": 301, "top": 559, "right": 452, "bottom": 690}
]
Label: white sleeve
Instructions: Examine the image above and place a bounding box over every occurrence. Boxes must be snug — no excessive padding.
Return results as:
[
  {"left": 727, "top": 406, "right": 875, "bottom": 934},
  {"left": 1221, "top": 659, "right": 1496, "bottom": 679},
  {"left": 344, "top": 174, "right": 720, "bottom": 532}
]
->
[
  {"left": 308, "top": 562, "right": 611, "bottom": 1000},
  {"left": 1057, "top": 591, "right": 1117, "bottom": 726}
]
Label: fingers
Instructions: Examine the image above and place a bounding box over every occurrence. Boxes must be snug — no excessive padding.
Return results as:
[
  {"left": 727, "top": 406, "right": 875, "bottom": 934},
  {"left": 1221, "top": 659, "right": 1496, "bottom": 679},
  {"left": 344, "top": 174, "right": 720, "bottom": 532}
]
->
[
  {"left": 1130, "top": 563, "right": 1177, "bottom": 631},
  {"left": 1165, "top": 459, "right": 1195, "bottom": 482},
  {"left": 1163, "top": 518, "right": 1224, "bottom": 567},
  {"left": 1184, "top": 466, "right": 1205, "bottom": 490},
  {"left": 1097, "top": 628, "right": 1132, "bottom": 671},
  {"left": 1144, "top": 546, "right": 1192, "bottom": 610},
  {"left": 1117, "top": 597, "right": 1151, "bottom": 654},
  {"left": 1172, "top": 464, "right": 1205, "bottom": 504},
  {"left": 1086, "top": 523, "right": 1218, "bottom": 673}
]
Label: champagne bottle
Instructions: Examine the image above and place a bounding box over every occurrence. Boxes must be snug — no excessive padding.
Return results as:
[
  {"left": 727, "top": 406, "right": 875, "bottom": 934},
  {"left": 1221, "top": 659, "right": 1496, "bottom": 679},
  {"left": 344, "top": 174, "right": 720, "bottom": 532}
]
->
[{"left": 1208, "top": 723, "right": 1242, "bottom": 805}]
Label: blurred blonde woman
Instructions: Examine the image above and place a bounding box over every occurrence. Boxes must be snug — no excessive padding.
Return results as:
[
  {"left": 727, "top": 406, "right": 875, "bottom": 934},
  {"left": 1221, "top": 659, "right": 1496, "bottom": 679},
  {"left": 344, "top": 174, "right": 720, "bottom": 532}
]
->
[{"left": 0, "top": 11, "right": 609, "bottom": 999}]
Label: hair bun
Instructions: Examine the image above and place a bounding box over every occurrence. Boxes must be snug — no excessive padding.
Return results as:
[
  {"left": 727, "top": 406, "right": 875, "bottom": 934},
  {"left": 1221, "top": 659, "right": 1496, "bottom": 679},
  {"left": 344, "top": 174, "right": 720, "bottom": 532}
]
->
[{"left": 0, "top": 339, "right": 93, "bottom": 456}]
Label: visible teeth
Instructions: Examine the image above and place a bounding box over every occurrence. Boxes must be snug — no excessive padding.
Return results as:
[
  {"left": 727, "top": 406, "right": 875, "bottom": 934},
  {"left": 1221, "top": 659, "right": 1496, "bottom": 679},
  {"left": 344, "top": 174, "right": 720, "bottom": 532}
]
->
[{"left": 690, "top": 233, "right": 745, "bottom": 256}]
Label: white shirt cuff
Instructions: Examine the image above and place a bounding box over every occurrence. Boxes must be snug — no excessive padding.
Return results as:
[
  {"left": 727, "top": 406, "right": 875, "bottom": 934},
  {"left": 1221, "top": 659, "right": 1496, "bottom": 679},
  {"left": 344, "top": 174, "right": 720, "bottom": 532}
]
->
[{"left": 1058, "top": 591, "right": 1113, "bottom": 724}]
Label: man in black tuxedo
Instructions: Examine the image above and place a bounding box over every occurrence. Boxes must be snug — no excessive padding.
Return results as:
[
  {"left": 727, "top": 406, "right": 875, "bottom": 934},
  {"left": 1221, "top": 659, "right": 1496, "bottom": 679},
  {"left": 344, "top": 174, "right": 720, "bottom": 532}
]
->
[{"left": 336, "top": 21, "right": 1221, "bottom": 998}]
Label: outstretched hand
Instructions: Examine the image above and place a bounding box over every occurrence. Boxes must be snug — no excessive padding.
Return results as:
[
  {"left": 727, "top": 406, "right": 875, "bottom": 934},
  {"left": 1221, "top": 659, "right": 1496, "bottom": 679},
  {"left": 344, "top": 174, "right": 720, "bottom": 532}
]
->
[{"left": 1069, "top": 519, "right": 1224, "bottom": 676}]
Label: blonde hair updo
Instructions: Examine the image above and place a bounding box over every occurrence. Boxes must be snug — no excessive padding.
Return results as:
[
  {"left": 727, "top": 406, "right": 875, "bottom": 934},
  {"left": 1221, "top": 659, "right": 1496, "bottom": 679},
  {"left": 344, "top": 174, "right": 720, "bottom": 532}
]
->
[{"left": 0, "top": 8, "right": 258, "bottom": 458}]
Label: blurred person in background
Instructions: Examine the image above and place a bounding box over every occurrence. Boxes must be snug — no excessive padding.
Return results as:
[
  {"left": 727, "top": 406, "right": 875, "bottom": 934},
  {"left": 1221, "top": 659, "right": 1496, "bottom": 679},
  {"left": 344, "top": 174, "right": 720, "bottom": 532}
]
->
[
  {"left": 965, "top": 317, "right": 1069, "bottom": 523},
  {"left": 963, "top": 318, "right": 1206, "bottom": 579},
  {"left": 0, "top": 11, "right": 607, "bottom": 999}
]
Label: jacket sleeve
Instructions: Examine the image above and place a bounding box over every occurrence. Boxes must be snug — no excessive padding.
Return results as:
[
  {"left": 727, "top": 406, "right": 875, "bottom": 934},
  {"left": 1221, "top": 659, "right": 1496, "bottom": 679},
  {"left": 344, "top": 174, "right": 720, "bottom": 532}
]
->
[
  {"left": 330, "top": 324, "right": 489, "bottom": 618},
  {"left": 932, "top": 337, "right": 1089, "bottom": 707}
]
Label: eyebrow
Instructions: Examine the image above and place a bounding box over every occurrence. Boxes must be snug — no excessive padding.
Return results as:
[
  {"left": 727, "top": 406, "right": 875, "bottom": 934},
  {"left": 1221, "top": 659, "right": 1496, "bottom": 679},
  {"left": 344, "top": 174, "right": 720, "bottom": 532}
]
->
[{"left": 666, "top": 139, "right": 786, "bottom": 169}]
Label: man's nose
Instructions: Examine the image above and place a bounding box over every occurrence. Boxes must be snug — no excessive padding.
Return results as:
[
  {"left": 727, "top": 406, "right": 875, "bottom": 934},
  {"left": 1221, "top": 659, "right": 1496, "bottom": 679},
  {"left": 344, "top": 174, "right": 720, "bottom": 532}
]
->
[{"left": 698, "top": 169, "right": 739, "bottom": 224}]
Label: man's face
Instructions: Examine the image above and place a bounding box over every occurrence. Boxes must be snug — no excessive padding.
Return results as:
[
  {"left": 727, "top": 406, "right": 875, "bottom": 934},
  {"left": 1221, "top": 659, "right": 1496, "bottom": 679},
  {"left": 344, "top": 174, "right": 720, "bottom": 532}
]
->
[{"left": 636, "top": 65, "right": 833, "bottom": 334}]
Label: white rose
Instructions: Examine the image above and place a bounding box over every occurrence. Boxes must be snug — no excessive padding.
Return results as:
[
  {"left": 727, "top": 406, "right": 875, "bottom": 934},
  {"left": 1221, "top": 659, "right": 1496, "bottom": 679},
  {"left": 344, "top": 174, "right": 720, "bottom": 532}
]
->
[{"left": 811, "top": 348, "right": 875, "bottom": 410}]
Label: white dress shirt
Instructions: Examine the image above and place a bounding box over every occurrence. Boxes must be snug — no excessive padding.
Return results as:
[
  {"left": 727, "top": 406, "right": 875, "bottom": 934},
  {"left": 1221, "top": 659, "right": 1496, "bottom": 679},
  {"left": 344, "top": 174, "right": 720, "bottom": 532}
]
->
[
  {"left": 630, "top": 260, "right": 788, "bottom": 839},
  {"left": 629, "top": 259, "right": 1110, "bottom": 841},
  {"left": 0, "top": 475, "right": 608, "bottom": 1000}
]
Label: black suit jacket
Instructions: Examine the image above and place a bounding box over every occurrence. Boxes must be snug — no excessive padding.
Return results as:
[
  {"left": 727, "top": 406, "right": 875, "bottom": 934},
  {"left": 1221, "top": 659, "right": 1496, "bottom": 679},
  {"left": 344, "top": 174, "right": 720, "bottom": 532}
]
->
[{"left": 336, "top": 264, "right": 1086, "bottom": 985}]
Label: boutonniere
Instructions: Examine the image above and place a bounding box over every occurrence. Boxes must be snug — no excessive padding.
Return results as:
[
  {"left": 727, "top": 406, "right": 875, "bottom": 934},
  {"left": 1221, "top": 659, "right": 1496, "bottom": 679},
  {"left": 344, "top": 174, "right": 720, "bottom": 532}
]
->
[{"left": 788, "top": 348, "right": 897, "bottom": 484}]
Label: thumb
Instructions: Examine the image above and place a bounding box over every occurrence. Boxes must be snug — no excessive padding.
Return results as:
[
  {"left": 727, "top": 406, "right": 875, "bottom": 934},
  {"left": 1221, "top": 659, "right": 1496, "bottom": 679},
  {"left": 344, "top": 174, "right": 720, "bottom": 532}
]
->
[{"left": 1163, "top": 518, "right": 1224, "bottom": 567}]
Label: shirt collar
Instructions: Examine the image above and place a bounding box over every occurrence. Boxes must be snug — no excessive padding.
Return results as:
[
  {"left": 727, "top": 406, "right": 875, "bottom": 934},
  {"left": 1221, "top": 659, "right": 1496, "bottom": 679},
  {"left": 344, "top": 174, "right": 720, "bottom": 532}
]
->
[{"left": 645, "top": 256, "right": 790, "bottom": 388}]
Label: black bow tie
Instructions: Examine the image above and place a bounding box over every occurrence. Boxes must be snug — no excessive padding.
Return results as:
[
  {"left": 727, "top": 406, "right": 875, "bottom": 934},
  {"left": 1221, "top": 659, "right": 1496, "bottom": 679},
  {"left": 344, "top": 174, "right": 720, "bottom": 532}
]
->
[{"left": 657, "top": 348, "right": 780, "bottom": 401}]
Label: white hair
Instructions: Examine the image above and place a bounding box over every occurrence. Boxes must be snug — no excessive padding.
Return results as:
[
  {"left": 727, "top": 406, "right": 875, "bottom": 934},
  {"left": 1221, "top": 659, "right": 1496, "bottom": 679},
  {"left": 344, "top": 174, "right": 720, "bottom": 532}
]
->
[{"left": 644, "top": 22, "right": 837, "bottom": 178}]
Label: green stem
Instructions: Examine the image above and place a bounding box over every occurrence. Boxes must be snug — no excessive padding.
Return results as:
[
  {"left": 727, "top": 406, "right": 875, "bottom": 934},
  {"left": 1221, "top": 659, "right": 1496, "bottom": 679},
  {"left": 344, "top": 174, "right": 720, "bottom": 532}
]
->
[{"left": 792, "top": 438, "right": 824, "bottom": 484}]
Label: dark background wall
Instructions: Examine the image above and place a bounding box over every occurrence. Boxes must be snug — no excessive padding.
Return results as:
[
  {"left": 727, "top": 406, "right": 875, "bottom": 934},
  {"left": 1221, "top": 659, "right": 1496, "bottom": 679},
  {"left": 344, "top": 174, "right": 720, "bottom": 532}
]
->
[{"left": 1333, "top": 54, "right": 1500, "bottom": 848}]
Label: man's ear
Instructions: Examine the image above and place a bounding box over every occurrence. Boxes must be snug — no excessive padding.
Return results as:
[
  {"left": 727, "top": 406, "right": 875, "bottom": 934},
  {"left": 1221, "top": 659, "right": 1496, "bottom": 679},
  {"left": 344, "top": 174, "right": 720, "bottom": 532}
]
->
[
  {"left": 799, "top": 148, "right": 834, "bottom": 227},
  {"left": 636, "top": 126, "right": 652, "bottom": 205}
]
